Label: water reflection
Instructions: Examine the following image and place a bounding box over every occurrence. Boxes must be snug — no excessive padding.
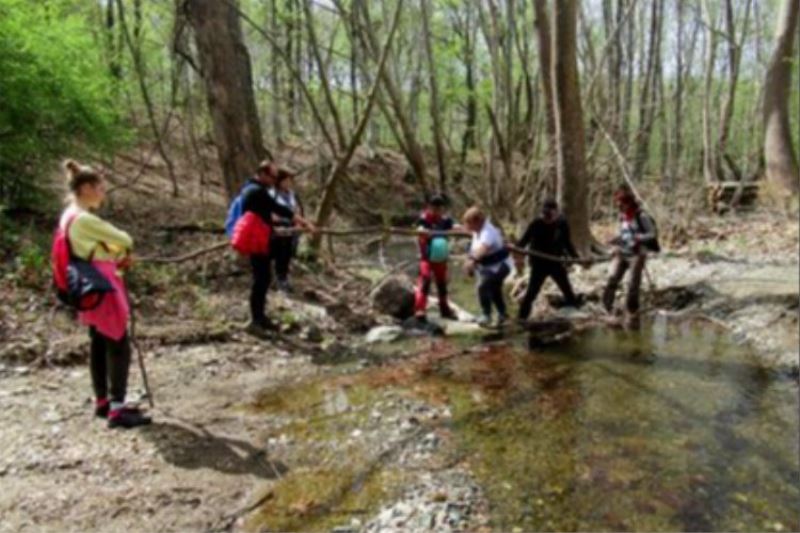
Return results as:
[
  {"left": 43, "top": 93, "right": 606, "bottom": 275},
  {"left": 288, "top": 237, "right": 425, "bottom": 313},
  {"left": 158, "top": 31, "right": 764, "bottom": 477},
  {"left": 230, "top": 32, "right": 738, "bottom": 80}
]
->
[{"left": 427, "top": 319, "right": 800, "bottom": 531}]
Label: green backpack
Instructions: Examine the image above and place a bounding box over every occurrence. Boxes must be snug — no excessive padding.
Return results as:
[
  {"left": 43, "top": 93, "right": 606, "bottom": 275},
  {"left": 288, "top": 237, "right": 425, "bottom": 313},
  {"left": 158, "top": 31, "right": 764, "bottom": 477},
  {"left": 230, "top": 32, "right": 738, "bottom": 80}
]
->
[{"left": 428, "top": 236, "right": 450, "bottom": 263}]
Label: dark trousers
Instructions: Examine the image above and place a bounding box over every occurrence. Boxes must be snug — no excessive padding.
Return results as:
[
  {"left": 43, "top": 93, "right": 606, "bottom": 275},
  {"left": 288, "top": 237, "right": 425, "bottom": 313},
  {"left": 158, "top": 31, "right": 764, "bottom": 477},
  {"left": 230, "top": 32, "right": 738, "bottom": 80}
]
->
[
  {"left": 89, "top": 327, "right": 131, "bottom": 403},
  {"left": 603, "top": 254, "right": 646, "bottom": 313},
  {"left": 272, "top": 236, "right": 295, "bottom": 282},
  {"left": 477, "top": 263, "right": 510, "bottom": 317},
  {"left": 250, "top": 254, "right": 272, "bottom": 324},
  {"left": 518, "top": 262, "right": 578, "bottom": 319}
]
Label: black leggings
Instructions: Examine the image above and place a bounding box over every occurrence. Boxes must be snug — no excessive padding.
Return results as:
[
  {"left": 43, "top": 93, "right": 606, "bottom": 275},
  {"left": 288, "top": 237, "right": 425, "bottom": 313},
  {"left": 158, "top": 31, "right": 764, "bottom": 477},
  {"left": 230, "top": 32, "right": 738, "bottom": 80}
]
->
[
  {"left": 518, "top": 262, "right": 578, "bottom": 319},
  {"left": 477, "top": 263, "right": 510, "bottom": 317},
  {"left": 250, "top": 254, "right": 272, "bottom": 323},
  {"left": 272, "top": 236, "right": 295, "bottom": 282},
  {"left": 89, "top": 328, "right": 131, "bottom": 403}
]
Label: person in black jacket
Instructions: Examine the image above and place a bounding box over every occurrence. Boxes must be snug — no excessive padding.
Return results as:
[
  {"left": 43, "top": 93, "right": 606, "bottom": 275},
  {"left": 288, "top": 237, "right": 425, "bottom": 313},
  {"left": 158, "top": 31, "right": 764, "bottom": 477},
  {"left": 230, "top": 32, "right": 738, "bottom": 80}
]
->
[
  {"left": 514, "top": 199, "right": 581, "bottom": 322},
  {"left": 243, "top": 160, "right": 316, "bottom": 334}
]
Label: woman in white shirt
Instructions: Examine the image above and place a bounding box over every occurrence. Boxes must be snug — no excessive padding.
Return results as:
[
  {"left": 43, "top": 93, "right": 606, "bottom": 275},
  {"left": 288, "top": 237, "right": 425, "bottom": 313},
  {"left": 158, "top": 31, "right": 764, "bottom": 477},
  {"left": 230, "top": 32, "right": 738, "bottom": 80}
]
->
[
  {"left": 463, "top": 206, "right": 512, "bottom": 327},
  {"left": 269, "top": 170, "right": 303, "bottom": 292}
]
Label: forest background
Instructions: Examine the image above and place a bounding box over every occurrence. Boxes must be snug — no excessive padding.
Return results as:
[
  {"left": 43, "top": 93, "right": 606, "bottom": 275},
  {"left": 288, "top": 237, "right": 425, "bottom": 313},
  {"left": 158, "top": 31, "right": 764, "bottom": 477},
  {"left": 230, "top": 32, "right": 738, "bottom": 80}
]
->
[{"left": 0, "top": 0, "right": 798, "bottom": 265}]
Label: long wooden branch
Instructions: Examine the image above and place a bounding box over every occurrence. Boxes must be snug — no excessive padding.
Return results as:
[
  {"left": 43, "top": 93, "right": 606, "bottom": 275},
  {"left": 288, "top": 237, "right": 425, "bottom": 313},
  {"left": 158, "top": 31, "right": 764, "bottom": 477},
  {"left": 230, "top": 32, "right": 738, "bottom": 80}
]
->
[
  {"left": 137, "top": 224, "right": 614, "bottom": 266},
  {"left": 506, "top": 244, "right": 611, "bottom": 264}
]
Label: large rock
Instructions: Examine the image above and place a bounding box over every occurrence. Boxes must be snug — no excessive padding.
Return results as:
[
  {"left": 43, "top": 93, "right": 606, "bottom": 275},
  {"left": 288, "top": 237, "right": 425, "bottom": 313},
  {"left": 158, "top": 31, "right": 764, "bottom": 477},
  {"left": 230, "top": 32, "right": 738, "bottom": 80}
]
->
[
  {"left": 365, "top": 325, "right": 404, "bottom": 344},
  {"left": 370, "top": 275, "right": 416, "bottom": 320}
]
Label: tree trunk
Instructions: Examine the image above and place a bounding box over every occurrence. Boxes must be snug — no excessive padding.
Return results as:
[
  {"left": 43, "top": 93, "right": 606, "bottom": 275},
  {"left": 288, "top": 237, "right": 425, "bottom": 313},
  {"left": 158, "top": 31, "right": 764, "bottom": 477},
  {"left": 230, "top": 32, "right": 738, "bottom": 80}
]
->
[
  {"left": 421, "top": 0, "right": 448, "bottom": 192},
  {"left": 669, "top": 0, "right": 685, "bottom": 188},
  {"left": 551, "top": 0, "right": 592, "bottom": 253},
  {"left": 458, "top": 4, "right": 478, "bottom": 169},
  {"left": 303, "top": 0, "right": 346, "bottom": 150},
  {"left": 270, "top": 0, "right": 283, "bottom": 143},
  {"left": 631, "top": 0, "right": 663, "bottom": 179},
  {"left": 701, "top": 0, "right": 720, "bottom": 185},
  {"left": 620, "top": 0, "right": 635, "bottom": 149},
  {"left": 763, "top": 0, "right": 800, "bottom": 194},
  {"left": 185, "top": 0, "right": 268, "bottom": 199},
  {"left": 118, "top": 0, "right": 180, "bottom": 197},
  {"left": 533, "top": 0, "right": 557, "bottom": 188},
  {"left": 716, "top": 0, "right": 752, "bottom": 181}
]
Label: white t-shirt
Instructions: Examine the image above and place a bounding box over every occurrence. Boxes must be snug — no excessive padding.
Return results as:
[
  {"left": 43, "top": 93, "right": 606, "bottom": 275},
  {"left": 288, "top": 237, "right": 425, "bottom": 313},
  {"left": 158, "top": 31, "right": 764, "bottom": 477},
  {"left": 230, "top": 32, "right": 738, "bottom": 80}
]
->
[
  {"left": 269, "top": 188, "right": 298, "bottom": 225},
  {"left": 470, "top": 219, "right": 511, "bottom": 274}
]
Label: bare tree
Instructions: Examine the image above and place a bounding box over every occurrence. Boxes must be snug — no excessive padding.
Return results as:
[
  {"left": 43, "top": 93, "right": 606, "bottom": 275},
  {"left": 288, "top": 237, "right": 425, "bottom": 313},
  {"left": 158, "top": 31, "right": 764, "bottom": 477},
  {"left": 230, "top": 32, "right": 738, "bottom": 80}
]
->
[
  {"left": 763, "top": 0, "right": 799, "bottom": 194},
  {"left": 551, "top": 0, "right": 592, "bottom": 252},
  {"left": 533, "top": 0, "right": 557, "bottom": 187},
  {"left": 701, "top": 0, "right": 720, "bottom": 185},
  {"left": 420, "top": 0, "right": 448, "bottom": 192},
  {"left": 117, "top": 0, "right": 180, "bottom": 197},
  {"left": 312, "top": 0, "right": 405, "bottom": 249},
  {"left": 270, "top": 0, "right": 283, "bottom": 144},
  {"left": 184, "top": 0, "right": 269, "bottom": 199}
]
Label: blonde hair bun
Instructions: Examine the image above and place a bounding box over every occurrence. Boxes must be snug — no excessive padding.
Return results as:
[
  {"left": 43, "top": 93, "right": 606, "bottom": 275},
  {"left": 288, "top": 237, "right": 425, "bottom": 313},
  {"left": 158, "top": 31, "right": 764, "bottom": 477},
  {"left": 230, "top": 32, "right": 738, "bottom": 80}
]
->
[{"left": 63, "top": 158, "right": 100, "bottom": 194}]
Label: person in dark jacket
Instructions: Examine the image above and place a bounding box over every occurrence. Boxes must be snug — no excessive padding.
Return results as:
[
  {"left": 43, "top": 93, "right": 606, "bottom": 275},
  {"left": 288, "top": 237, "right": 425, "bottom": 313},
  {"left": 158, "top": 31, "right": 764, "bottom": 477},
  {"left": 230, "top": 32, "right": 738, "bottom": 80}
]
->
[
  {"left": 514, "top": 199, "right": 581, "bottom": 322},
  {"left": 602, "top": 185, "right": 659, "bottom": 319},
  {"left": 270, "top": 170, "right": 303, "bottom": 293},
  {"left": 243, "top": 161, "right": 316, "bottom": 335}
]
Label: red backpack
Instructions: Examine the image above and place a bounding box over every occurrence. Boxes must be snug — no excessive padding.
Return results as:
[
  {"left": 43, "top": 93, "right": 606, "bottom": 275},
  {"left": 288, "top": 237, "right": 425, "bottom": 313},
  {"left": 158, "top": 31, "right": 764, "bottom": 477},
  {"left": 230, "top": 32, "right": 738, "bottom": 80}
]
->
[
  {"left": 230, "top": 211, "right": 271, "bottom": 256},
  {"left": 51, "top": 214, "right": 77, "bottom": 298}
]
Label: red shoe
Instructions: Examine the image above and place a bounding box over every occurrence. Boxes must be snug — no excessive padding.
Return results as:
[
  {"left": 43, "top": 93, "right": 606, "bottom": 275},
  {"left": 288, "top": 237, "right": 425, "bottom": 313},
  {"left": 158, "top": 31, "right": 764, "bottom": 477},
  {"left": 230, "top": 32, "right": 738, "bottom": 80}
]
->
[{"left": 94, "top": 398, "right": 109, "bottom": 419}]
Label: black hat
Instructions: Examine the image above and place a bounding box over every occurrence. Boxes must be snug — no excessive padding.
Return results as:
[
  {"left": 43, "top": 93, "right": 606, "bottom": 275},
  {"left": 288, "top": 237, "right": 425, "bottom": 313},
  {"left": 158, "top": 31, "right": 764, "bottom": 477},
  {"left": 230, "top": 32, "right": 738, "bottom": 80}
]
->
[
  {"left": 542, "top": 198, "right": 558, "bottom": 211},
  {"left": 428, "top": 193, "right": 447, "bottom": 207}
]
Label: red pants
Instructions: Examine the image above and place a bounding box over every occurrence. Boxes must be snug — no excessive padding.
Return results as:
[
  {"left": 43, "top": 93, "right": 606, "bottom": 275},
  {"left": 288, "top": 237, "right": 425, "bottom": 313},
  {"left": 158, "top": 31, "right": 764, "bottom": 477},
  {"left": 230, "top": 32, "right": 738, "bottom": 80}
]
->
[{"left": 414, "top": 260, "right": 451, "bottom": 315}]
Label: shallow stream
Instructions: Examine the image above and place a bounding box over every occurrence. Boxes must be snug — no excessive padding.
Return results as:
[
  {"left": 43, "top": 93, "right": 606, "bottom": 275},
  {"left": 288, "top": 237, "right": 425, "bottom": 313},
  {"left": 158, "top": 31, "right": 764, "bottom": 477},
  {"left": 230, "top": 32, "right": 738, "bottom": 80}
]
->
[
  {"left": 251, "top": 238, "right": 799, "bottom": 531},
  {"left": 437, "top": 318, "right": 799, "bottom": 531},
  {"left": 249, "top": 318, "right": 798, "bottom": 531}
]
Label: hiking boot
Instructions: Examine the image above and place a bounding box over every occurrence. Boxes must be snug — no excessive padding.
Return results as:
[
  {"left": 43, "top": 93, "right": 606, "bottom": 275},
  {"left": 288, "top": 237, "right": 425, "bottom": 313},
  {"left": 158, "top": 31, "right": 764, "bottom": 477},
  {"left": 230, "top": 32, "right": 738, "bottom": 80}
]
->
[
  {"left": 495, "top": 315, "right": 508, "bottom": 328},
  {"left": 475, "top": 314, "right": 492, "bottom": 328},
  {"left": 440, "top": 307, "right": 458, "bottom": 321},
  {"left": 246, "top": 319, "right": 277, "bottom": 339},
  {"left": 108, "top": 406, "right": 152, "bottom": 429},
  {"left": 277, "top": 280, "right": 294, "bottom": 293},
  {"left": 414, "top": 314, "right": 428, "bottom": 324}
]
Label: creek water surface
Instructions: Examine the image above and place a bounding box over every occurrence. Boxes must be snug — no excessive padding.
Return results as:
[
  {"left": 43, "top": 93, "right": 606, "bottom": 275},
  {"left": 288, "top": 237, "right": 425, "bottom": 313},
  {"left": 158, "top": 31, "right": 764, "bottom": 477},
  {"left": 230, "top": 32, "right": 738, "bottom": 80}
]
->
[
  {"left": 431, "top": 317, "right": 800, "bottom": 531},
  {"left": 251, "top": 317, "right": 798, "bottom": 531},
  {"left": 259, "top": 238, "right": 799, "bottom": 531}
]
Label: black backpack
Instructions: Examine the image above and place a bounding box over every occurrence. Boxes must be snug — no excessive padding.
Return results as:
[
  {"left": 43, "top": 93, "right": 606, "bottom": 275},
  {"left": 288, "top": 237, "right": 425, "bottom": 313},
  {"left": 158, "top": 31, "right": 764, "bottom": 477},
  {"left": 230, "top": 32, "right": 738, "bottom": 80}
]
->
[{"left": 636, "top": 211, "right": 661, "bottom": 253}]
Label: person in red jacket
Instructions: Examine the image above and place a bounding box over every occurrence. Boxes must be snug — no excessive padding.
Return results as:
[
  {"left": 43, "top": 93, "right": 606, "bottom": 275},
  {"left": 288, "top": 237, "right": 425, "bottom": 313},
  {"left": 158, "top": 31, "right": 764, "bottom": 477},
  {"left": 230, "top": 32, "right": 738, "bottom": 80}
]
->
[
  {"left": 414, "top": 194, "right": 459, "bottom": 322},
  {"left": 243, "top": 160, "right": 316, "bottom": 335}
]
